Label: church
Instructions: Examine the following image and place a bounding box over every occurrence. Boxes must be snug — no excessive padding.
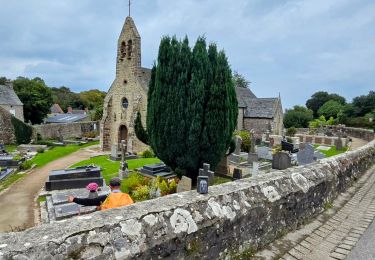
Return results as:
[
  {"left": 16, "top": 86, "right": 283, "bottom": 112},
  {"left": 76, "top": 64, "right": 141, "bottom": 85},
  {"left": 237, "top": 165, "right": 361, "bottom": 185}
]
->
[
  {"left": 101, "top": 15, "right": 284, "bottom": 152},
  {"left": 100, "top": 16, "right": 150, "bottom": 152}
]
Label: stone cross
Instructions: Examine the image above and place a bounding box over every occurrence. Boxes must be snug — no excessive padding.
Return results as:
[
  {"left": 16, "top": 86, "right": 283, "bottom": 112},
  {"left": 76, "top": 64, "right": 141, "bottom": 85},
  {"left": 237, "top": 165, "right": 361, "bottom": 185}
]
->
[
  {"left": 234, "top": 135, "right": 242, "bottom": 155},
  {"left": 250, "top": 130, "right": 256, "bottom": 153},
  {"left": 119, "top": 140, "right": 129, "bottom": 179},
  {"left": 199, "top": 163, "right": 214, "bottom": 185}
]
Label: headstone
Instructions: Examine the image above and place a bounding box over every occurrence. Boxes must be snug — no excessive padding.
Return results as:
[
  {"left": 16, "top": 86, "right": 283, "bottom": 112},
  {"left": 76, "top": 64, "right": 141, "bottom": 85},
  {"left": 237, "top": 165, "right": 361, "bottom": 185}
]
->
[
  {"left": 177, "top": 176, "right": 192, "bottom": 193},
  {"left": 252, "top": 162, "right": 259, "bottom": 176},
  {"left": 197, "top": 176, "right": 208, "bottom": 194},
  {"left": 297, "top": 144, "right": 315, "bottom": 165},
  {"left": 110, "top": 144, "right": 119, "bottom": 160},
  {"left": 281, "top": 141, "right": 298, "bottom": 153},
  {"left": 250, "top": 130, "right": 256, "bottom": 153},
  {"left": 335, "top": 137, "right": 343, "bottom": 151},
  {"left": 247, "top": 152, "right": 258, "bottom": 164},
  {"left": 119, "top": 140, "right": 129, "bottom": 179},
  {"left": 199, "top": 163, "right": 214, "bottom": 185},
  {"left": 255, "top": 138, "right": 261, "bottom": 146},
  {"left": 272, "top": 152, "right": 291, "bottom": 170},
  {"left": 234, "top": 135, "right": 242, "bottom": 155},
  {"left": 256, "top": 146, "right": 273, "bottom": 160},
  {"left": 233, "top": 168, "right": 242, "bottom": 180},
  {"left": 0, "top": 144, "right": 6, "bottom": 154},
  {"left": 215, "top": 156, "right": 229, "bottom": 176},
  {"left": 139, "top": 163, "right": 175, "bottom": 179}
]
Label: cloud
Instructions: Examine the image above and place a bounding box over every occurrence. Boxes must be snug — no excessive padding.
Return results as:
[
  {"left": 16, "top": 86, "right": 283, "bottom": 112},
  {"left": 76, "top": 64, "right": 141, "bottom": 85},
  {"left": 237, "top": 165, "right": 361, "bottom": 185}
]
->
[{"left": 0, "top": 0, "right": 374, "bottom": 108}]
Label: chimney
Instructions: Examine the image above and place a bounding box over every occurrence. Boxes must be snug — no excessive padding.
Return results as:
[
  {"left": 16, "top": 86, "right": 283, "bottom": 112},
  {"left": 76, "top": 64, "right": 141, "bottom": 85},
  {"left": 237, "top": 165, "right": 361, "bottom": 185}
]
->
[
  {"left": 67, "top": 106, "right": 73, "bottom": 114},
  {"left": 5, "top": 80, "right": 13, "bottom": 89}
]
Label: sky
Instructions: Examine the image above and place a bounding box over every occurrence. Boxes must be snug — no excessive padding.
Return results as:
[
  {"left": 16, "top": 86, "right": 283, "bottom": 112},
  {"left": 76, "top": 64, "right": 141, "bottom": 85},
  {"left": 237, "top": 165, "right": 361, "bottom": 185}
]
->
[{"left": 0, "top": 0, "right": 374, "bottom": 109}]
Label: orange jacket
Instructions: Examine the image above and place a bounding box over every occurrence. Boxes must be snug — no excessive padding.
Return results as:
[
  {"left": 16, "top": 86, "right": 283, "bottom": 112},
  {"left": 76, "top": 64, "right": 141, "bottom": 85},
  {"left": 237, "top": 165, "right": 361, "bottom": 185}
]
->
[{"left": 100, "top": 192, "right": 134, "bottom": 210}]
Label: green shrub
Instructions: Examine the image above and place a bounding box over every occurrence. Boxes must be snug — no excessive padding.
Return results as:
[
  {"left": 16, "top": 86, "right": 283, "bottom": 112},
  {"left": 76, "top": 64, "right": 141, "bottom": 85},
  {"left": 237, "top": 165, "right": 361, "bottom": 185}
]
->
[
  {"left": 82, "top": 131, "right": 98, "bottom": 138},
  {"left": 286, "top": 137, "right": 293, "bottom": 143},
  {"left": 142, "top": 148, "right": 155, "bottom": 158},
  {"left": 233, "top": 130, "right": 251, "bottom": 152},
  {"left": 11, "top": 116, "right": 33, "bottom": 144},
  {"left": 132, "top": 185, "right": 150, "bottom": 201},
  {"left": 286, "top": 127, "right": 297, "bottom": 137},
  {"left": 12, "top": 155, "right": 23, "bottom": 161},
  {"left": 122, "top": 173, "right": 149, "bottom": 193},
  {"left": 37, "top": 148, "right": 45, "bottom": 153},
  {"left": 20, "top": 160, "right": 33, "bottom": 170}
]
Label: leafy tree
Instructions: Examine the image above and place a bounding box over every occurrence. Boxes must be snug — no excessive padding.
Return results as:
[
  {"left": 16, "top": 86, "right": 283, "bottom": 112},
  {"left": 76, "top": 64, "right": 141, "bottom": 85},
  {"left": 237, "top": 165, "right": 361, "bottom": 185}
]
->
[
  {"left": 232, "top": 71, "right": 250, "bottom": 88},
  {"left": 135, "top": 36, "right": 237, "bottom": 180},
  {"left": 317, "top": 100, "right": 343, "bottom": 119},
  {"left": 13, "top": 77, "right": 53, "bottom": 124},
  {"left": 79, "top": 89, "right": 106, "bottom": 110},
  {"left": 306, "top": 91, "right": 346, "bottom": 117},
  {"left": 233, "top": 130, "right": 251, "bottom": 152},
  {"left": 309, "top": 115, "right": 327, "bottom": 128},
  {"left": 0, "top": 76, "right": 9, "bottom": 85},
  {"left": 50, "top": 86, "right": 84, "bottom": 111},
  {"left": 91, "top": 106, "right": 103, "bottom": 121},
  {"left": 352, "top": 91, "right": 375, "bottom": 117},
  {"left": 283, "top": 106, "right": 313, "bottom": 128}
]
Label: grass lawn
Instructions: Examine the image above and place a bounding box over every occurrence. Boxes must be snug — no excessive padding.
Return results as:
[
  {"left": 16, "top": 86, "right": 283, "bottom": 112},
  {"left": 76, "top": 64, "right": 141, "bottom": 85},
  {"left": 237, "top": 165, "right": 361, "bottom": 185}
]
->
[
  {"left": 314, "top": 144, "right": 348, "bottom": 157},
  {"left": 30, "top": 141, "right": 99, "bottom": 168},
  {"left": 4, "top": 145, "right": 17, "bottom": 152},
  {"left": 70, "top": 155, "right": 161, "bottom": 184},
  {"left": 213, "top": 176, "right": 232, "bottom": 185}
]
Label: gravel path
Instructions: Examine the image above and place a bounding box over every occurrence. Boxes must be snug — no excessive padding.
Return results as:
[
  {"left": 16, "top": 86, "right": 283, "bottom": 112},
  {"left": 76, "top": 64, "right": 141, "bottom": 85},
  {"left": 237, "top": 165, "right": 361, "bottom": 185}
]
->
[{"left": 0, "top": 145, "right": 101, "bottom": 232}]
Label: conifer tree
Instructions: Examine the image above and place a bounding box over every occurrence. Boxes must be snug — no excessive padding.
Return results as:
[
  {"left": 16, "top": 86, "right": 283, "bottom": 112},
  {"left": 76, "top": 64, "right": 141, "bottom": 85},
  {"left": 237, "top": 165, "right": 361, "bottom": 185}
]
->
[{"left": 135, "top": 36, "right": 237, "bottom": 180}]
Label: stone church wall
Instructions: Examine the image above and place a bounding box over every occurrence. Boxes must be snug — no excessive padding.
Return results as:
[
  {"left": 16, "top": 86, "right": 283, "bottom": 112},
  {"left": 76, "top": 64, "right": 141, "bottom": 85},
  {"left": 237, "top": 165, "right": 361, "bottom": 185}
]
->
[
  {"left": 0, "top": 106, "right": 16, "bottom": 144},
  {"left": 1, "top": 127, "right": 374, "bottom": 259},
  {"left": 33, "top": 121, "right": 100, "bottom": 140},
  {"left": 243, "top": 117, "right": 273, "bottom": 134}
]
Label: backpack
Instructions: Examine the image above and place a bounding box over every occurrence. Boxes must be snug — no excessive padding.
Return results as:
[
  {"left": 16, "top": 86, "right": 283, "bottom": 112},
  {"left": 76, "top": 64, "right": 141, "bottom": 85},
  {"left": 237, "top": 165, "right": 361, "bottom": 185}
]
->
[{"left": 100, "top": 192, "right": 134, "bottom": 210}]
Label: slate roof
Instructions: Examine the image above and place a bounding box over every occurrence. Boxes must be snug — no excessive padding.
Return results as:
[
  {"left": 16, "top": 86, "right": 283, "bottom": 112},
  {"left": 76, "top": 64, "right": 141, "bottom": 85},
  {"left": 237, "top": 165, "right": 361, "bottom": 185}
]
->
[
  {"left": 235, "top": 87, "right": 280, "bottom": 119},
  {"left": 235, "top": 87, "right": 257, "bottom": 108},
  {"left": 0, "top": 85, "right": 23, "bottom": 106},
  {"left": 46, "top": 114, "right": 89, "bottom": 123}
]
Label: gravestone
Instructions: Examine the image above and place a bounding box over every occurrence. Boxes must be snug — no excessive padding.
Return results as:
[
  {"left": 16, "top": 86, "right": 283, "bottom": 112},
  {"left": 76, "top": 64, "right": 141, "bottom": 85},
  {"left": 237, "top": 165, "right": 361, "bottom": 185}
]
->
[
  {"left": 252, "top": 162, "right": 259, "bottom": 176},
  {"left": 197, "top": 176, "right": 209, "bottom": 194},
  {"left": 177, "top": 176, "right": 192, "bottom": 193},
  {"left": 199, "top": 163, "right": 214, "bottom": 185},
  {"left": 215, "top": 156, "right": 229, "bottom": 176},
  {"left": 234, "top": 135, "right": 242, "bottom": 155},
  {"left": 256, "top": 146, "right": 273, "bottom": 160},
  {"left": 45, "top": 166, "right": 104, "bottom": 191},
  {"left": 272, "top": 152, "right": 291, "bottom": 170},
  {"left": 281, "top": 141, "right": 298, "bottom": 153},
  {"left": 335, "top": 137, "right": 343, "bottom": 151},
  {"left": 247, "top": 131, "right": 258, "bottom": 163},
  {"left": 0, "top": 168, "right": 15, "bottom": 181},
  {"left": 127, "top": 138, "right": 133, "bottom": 153},
  {"left": 139, "top": 163, "right": 175, "bottom": 178},
  {"left": 110, "top": 144, "right": 120, "bottom": 160},
  {"left": 0, "top": 144, "right": 6, "bottom": 154},
  {"left": 255, "top": 138, "right": 262, "bottom": 145},
  {"left": 297, "top": 144, "right": 315, "bottom": 165},
  {"left": 314, "top": 151, "right": 326, "bottom": 160},
  {"left": 247, "top": 152, "right": 258, "bottom": 164},
  {"left": 233, "top": 168, "right": 242, "bottom": 180},
  {"left": 119, "top": 140, "right": 129, "bottom": 179}
]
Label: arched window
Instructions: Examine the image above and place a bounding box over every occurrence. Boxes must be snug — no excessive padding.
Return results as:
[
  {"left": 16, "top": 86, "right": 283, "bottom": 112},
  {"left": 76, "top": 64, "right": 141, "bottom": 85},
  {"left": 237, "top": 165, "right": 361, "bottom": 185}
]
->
[
  {"left": 127, "top": 39, "right": 132, "bottom": 60},
  {"left": 122, "top": 97, "right": 129, "bottom": 109},
  {"left": 120, "top": 41, "right": 126, "bottom": 61}
]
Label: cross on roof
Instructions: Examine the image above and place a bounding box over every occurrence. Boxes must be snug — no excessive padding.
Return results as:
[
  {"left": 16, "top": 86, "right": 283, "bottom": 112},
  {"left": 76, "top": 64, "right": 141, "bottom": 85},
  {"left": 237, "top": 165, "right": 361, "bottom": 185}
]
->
[{"left": 128, "top": 0, "right": 131, "bottom": 17}]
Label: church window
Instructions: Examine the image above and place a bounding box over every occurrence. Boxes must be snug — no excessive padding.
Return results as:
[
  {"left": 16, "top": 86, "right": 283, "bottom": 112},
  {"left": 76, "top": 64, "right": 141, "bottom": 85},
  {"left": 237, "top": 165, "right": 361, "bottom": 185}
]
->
[
  {"left": 120, "top": 41, "right": 126, "bottom": 61},
  {"left": 127, "top": 39, "right": 132, "bottom": 60},
  {"left": 122, "top": 97, "right": 129, "bottom": 109}
]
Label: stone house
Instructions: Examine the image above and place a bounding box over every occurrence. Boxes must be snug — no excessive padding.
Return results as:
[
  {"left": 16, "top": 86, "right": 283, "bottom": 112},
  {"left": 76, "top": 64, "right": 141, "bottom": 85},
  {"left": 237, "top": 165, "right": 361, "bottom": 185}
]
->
[
  {"left": 100, "top": 16, "right": 150, "bottom": 152},
  {"left": 0, "top": 81, "right": 24, "bottom": 122},
  {"left": 236, "top": 87, "right": 283, "bottom": 135}
]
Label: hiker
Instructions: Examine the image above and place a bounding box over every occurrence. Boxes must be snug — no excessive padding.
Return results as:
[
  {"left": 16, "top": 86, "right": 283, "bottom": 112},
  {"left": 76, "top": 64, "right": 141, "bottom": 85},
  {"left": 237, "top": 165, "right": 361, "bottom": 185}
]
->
[{"left": 68, "top": 177, "right": 133, "bottom": 210}]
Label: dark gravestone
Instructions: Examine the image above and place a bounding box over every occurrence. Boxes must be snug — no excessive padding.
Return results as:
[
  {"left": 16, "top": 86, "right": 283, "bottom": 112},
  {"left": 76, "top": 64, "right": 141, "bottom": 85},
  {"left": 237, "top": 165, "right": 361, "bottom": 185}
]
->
[
  {"left": 335, "top": 137, "right": 343, "bottom": 151},
  {"left": 233, "top": 168, "right": 243, "bottom": 180},
  {"left": 255, "top": 138, "right": 261, "bottom": 145},
  {"left": 272, "top": 152, "right": 291, "bottom": 170},
  {"left": 139, "top": 163, "right": 175, "bottom": 179},
  {"left": 199, "top": 163, "right": 214, "bottom": 185},
  {"left": 281, "top": 141, "right": 299, "bottom": 153},
  {"left": 45, "top": 166, "right": 104, "bottom": 191},
  {"left": 0, "top": 144, "right": 6, "bottom": 154}
]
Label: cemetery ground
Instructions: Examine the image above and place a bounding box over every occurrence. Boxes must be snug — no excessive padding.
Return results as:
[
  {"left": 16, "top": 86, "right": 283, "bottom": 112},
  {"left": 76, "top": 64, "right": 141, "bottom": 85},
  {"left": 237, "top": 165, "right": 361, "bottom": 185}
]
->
[{"left": 0, "top": 142, "right": 101, "bottom": 232}]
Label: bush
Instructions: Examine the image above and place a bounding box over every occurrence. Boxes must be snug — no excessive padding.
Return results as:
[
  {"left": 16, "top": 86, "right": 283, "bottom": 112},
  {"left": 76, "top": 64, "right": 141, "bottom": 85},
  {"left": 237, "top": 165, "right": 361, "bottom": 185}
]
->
[
  {"left": 142, "top": 148, "right": 155, "bottom": 158},
  {"left": 20, "top": 160, "right": 33, "bottom": 170},
  {"left": 37, "top": 148, "right": 45, "bottom": 153},
  {"left": 286, "top": 137, "right": 293, "bottom": 143},
  {"left": 286, "top": 127, "right": 297, "bottom": 137},
  {"left": 82, "top": 131, "right": 98, "bottom": 138},
  {"left": 132, "top": 185, "right": 150, "bottom": 201},
  {"left": 11, "top": 116, "right": 33, "bottom": 144},
  {"left": 122, "top": 173, "right": 149, "bottom": 193},
  {"left": 233, "top": 130, "right": 251, "bottom": 152}
]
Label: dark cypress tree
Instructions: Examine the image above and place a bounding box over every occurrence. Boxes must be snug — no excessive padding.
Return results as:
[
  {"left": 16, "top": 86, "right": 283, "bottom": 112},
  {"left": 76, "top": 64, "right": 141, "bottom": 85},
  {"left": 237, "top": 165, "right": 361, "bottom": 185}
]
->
[{"left": 135, "top": 36, "right": 237, "bottom": 180}]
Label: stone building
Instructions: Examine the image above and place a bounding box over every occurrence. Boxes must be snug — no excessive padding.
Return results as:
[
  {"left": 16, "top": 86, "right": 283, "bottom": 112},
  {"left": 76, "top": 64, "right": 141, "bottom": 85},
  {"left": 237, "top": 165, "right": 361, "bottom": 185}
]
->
[
  {"left": 0, "top": 81, "right": 24, "bottom": 122},
  {"left": 236, "top": 87, "right": 283, "bottom": 135},
  {"left": 100, "top": 16, "right": 150, "bottom": 152}
]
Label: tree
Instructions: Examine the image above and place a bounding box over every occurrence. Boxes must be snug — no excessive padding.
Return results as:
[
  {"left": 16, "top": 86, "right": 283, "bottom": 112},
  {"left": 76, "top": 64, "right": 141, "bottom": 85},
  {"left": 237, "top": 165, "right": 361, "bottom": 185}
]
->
[
  {"left": 232, "top": 71, "right": 250, "bottom": 88},
  {"left": 283, "top": 106, "right": 314, "bottom": 128},
  {"left": 79, "top": 89, "right": 106, "bottom": 110},
  {"left": 352, "top": 91, "right": 375, "bottom": 117},
  {"left": 306, "top": 91, "right": 346, "bottom": 117},
  {"left": 317, "top": 100, "right": 343, "bottom": 119},
  {"left": 13, "top": 77, "right": 53, "bottom": 124},
  {"left": 50, "top": 86, "right": 84, "bottom": 111},
  {"left": 135, "top": 36, "right": 237, "bottom": 180},
  {"left": 0, "top": 76, "right": 9, "bottom": 85}
]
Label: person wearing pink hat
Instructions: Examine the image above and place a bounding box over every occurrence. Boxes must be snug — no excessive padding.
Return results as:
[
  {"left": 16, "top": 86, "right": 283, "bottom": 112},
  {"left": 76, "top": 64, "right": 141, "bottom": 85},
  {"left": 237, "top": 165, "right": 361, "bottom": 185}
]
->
[{"left": 86, "top": 182, "right": 99, "bottom": 199}]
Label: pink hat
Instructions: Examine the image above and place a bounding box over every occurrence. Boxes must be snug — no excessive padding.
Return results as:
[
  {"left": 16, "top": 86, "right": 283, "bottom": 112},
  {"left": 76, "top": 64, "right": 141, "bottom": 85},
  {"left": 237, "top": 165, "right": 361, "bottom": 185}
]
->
[{"left": 86, "top": 182, "right": 99, "bottom": 191}]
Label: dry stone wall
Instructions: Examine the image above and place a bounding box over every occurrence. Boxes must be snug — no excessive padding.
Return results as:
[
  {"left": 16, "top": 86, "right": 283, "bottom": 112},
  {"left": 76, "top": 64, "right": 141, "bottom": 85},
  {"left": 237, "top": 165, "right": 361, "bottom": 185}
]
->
[
  {"left": 33, "top": 121, "right": 100, "bottom": 140},
  {"left": 0, "top": 107, "right": 16, "bottom": 144},
  {"left": 0, "top": 128, "right": 374, "bottom": 259}
]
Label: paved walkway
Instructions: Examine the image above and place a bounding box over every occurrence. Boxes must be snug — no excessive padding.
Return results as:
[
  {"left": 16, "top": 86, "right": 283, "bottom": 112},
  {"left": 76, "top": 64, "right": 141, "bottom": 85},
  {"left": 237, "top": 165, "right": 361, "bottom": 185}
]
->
[{"left": 0, "top": 145, "right": 101, "bottom": 232}]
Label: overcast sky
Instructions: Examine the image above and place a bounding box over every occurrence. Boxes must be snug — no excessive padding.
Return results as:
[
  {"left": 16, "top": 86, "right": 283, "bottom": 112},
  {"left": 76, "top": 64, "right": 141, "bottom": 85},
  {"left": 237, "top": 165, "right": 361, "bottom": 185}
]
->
[{"left": 1, "top": 0, "right": 374, "bottom": 108}]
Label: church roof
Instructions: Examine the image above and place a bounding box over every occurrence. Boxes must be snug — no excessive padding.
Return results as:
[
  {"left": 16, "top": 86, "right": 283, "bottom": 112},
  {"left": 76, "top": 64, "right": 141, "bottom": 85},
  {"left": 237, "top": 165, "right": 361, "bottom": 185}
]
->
[
  {"left": 235, "top": 87, "right": 257, "bottom": 108},
  {"left": 120, "top": 16, "right": 140, "bottom": 39},
  {"left": 244, "top": 98, "right": 279, "bottom": 119},
  {"left": 137, "top": 67, "right": 152, "bottom": 89},
  {"left": 0, "top": 85, "right": 23, "bottom": 106}
]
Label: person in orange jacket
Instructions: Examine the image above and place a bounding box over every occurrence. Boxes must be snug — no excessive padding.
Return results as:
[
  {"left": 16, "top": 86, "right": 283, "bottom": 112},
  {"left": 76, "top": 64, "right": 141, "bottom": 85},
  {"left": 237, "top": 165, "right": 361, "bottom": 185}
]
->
[{"left": 68, "top": 177, "right": 133, "bottom": 210}]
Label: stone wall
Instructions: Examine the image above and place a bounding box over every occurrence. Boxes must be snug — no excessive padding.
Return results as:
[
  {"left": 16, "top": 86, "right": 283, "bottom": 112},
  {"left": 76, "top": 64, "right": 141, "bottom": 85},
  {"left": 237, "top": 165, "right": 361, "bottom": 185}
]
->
[
  {"left": 33, "top": 121, "right": 100, "bottom": 140},
  {"left": 0, "top": 106, "right": 16, "bottom": 144},
  {"left": 0, "top": 104, "right": 24, "bottom": 122},
  {"left": 295, "top": 134, "right": 349, "bottom": 146},
  {"left": 1, "top": 132, "right": 375, "bottom": 259},
  {"left": 296, "top": 127, "right": 375, "bottom": 142}
]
